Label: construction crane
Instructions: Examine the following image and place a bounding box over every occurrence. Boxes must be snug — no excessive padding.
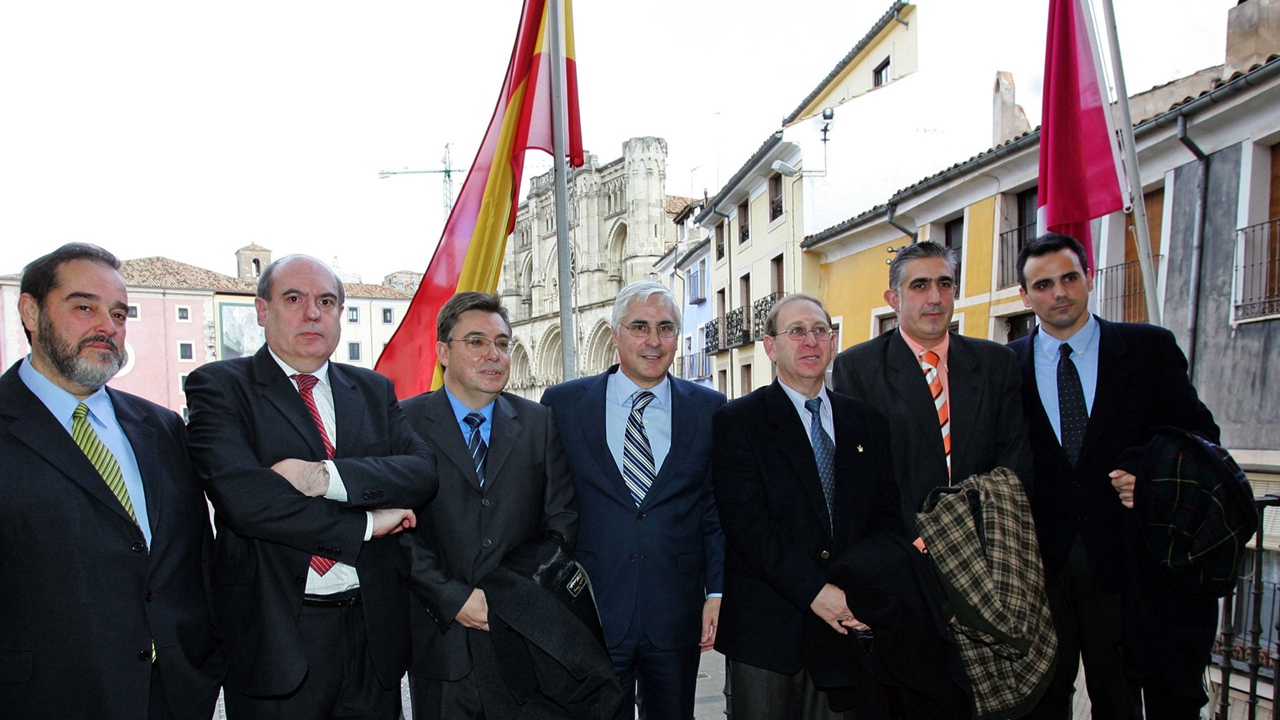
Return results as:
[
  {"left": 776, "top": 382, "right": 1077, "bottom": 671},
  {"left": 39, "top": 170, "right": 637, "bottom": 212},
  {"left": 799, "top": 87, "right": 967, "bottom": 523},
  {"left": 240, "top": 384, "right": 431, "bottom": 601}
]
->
[{"left": 378, "top": 144, "right": 466, "bottom": 217}]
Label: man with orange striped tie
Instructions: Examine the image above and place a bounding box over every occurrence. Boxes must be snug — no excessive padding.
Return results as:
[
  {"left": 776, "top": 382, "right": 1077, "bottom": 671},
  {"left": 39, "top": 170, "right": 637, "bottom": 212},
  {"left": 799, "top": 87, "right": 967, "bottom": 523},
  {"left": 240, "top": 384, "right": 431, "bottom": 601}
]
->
[{"left": 832, "top": 240, "right": 1033, "bottom": 543}]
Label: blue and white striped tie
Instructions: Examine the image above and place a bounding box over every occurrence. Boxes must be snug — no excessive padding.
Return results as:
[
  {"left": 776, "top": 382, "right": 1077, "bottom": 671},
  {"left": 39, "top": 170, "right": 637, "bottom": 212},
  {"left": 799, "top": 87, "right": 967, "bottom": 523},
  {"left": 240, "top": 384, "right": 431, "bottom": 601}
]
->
[
  {"left": 464, "top": 412, "right": 488, "bottom": 486},
  {"left": 622, "top": 391, "right": 657, "bottom": 506}
]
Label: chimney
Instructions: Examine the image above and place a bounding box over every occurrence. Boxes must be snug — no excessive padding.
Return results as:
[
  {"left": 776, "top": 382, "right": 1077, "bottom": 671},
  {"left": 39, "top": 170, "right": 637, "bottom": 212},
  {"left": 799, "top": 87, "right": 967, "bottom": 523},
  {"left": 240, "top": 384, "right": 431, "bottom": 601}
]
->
[
  {"left": 1226, "top": 0, "right": 1280, "bottom": 78},
  {"left": 993, "top": 72, "right": 1031, "bottom": 147}
]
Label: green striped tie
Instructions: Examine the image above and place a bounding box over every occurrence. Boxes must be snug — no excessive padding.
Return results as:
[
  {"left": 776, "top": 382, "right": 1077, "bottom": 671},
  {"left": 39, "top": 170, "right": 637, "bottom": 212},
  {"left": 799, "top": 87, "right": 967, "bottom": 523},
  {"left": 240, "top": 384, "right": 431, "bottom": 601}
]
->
[
  {"left": 72, "top": 403, "right": 154, "bottom": 661},
  {"left": 72, "top": 403, "right": 137, "bottom": 523}
]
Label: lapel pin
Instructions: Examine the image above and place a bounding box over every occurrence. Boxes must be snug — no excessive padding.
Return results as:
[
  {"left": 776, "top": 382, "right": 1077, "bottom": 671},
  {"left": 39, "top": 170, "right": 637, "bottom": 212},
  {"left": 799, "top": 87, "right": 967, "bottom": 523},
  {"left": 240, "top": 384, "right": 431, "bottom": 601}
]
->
[{"left": 857, "top": 445, "right": 864, "bottom": 453}]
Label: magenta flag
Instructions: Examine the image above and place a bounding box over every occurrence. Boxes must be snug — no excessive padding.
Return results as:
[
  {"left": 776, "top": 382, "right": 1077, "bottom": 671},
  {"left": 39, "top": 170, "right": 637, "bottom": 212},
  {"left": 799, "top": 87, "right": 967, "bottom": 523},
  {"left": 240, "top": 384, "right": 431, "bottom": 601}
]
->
[{"left": 1038, "top": 0, "right": 1126, "bottom": 264}]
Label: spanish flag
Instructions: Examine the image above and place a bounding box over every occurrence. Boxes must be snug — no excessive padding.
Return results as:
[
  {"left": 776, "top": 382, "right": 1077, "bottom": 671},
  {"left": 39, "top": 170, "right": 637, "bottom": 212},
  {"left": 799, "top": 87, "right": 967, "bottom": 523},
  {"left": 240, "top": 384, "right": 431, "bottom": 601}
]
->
[{"left": 376, "top": 0, "right": 583, "bottom": 399}]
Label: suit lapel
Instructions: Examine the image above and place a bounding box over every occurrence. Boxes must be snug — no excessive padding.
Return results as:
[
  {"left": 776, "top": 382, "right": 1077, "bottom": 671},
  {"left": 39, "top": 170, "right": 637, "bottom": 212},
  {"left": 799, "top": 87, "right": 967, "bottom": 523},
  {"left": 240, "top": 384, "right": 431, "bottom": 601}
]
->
[
  {"left": 252, "top": 347, "right": 326, "bottom": 461},
  {"left": 886, "top": 332, "right": 947, "bottom": 466},
  {"left": 1016, "top": 328, "right": 1074, "bottom": 468},
  {"left": 327, "top": 364, "right": 366, "bottom": 458},
  {"left": 110, "top": 389, "right": 164, "bottom": 539},
  {"left": 644, "top": 375, "right": 689, "bottom": 506},
  {"left": 577, "top": 371, "right": 629, "bottom": 501},
  {"left": 1, "top": 368, "right": 142, "bottom": 531},
  {"left": 419, "top": 389, "right": 484, "bottom": 492},
  {"left": 484, "top": 395, "right": 521, "bottom": 488},
  {"left": 1082, "top": 317, "right": 1128, "bottom": 464},
  {"left": 765, "top": 381, "right": 832, "bottom": 538},
  {"left": 947, "top": 335, "right": 983, "bottom": 475}
]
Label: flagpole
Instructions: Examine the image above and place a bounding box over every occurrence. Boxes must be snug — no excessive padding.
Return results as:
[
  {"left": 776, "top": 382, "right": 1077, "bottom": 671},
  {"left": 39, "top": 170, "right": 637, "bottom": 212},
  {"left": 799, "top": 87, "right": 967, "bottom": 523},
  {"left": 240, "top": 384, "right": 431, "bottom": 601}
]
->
[
  {"left": 1098, "top": 0, "right": 1160, "bottom": 325},
  {"left": 547, "top": 0, "right": 577, "bottom": 381}
]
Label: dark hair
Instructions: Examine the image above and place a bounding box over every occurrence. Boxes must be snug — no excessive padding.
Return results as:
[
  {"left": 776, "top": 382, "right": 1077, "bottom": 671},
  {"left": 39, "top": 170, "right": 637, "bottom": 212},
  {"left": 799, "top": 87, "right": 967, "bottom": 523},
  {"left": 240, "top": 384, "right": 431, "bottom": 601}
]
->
[
  {"left": 888, "top": 241, "right": 957, "bottom": 293},
  {"left": 763, "top": 293, "right": 831, "bottom": 337},
  {"left": 257, "top": 254, "right": 345, "bottom": 307},
  {"left": 20, "top": 243, "right": 122, "bottom": 342},
  {"left": 1016, "top": 233, "right": 1090, "bottom": 288},
  {"left": 437, "top": 292, "right": 512, "bottom": 344}
]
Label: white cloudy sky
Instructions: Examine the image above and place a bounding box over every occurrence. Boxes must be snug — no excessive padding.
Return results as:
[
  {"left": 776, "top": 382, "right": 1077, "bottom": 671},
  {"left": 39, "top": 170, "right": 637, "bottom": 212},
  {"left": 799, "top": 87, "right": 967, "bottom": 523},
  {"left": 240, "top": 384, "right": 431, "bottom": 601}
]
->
[{"left": 0, "top": 0, "right": 1236, "bottom": 283}]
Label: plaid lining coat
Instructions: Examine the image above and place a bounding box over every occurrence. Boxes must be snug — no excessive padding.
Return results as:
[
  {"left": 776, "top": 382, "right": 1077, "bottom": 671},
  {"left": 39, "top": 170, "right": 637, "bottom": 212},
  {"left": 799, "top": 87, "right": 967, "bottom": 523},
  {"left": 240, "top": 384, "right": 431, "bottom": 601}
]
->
[{"left": 917, "top": 467, "right": 1057, "bottom": 720}]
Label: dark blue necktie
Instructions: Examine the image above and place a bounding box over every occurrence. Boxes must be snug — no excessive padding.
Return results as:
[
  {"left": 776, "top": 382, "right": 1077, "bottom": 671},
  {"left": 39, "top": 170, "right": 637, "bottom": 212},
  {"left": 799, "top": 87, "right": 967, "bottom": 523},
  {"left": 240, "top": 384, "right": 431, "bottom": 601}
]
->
[
  {"left": 805, "top": 397, "right": 836, "bottom": 529},
  {"left": 1057, "top": 343, "right": 1087, "bottom": 467}
]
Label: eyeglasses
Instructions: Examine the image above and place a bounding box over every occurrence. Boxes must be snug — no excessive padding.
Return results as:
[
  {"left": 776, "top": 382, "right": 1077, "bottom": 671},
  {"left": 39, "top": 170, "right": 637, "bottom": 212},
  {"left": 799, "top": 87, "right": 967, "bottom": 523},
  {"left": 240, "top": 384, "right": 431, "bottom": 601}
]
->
[
  {"left": 448, "top": 336, "right": 512, "bottom": 354},
  {"left": 624, "top": 322, "right": 678, "bottom": 339},
  {"left": 774, "top": 326, "right": 835, "bottom": 342}
]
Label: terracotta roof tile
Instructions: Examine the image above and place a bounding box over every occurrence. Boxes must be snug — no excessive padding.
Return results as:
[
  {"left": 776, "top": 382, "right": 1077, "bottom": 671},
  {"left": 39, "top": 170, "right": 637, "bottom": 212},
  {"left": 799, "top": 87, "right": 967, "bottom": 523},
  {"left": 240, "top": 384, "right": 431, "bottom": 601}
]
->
[
  {"left": 120, "top": 257, "right": 256, "bottom": 293},
  {"left": 343, "top": 283, "right": 412, "bottom": 300}
]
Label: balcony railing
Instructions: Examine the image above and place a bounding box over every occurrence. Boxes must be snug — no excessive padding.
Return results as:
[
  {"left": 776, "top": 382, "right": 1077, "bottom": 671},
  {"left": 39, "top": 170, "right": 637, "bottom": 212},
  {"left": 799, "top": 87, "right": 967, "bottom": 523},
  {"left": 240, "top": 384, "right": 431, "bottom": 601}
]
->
[
  {"left": 753, "top": 292, "right": 784, "bottom": 340},
  {"left": 705, "top": 317, "right": 725, "bottom": 354},
  {"left": 997, "top": 222, "right": 1037, "bottom": 289},
  {"left": 726, "top": 306, "right": 751, "bottom": 347},
  {"left": 1236, "top": 218, "right": 1280, "bottom": 322},
  {"left": 770, "top": 196, "right": 783, "bottom": 221},
  {"left": 676, "top": 351, "right": 712, "bottom": 381},
  {"left": 1096, "top": 256, "right": 1162, "bottom": 324},
  {"left": 740, "top": 226, "right": 750, "bottom": 244},
  {"left": 1211, "top": 495, "right": 1280, "bottom": 719}
]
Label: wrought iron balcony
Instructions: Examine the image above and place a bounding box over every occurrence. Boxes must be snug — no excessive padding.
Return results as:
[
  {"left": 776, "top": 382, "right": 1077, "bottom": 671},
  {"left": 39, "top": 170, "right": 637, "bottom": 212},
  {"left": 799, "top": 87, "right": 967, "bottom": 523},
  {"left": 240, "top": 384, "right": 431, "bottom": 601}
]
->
[
  {"left": 770, "top": 197, "right": 783, "bottom": 221},
  {"left": 740, "top": 226, "right": 750, "bottom": 244},
  {"left": 752, "top": 292, "right": 784, "bottom": 340},
  {"left": 1096, "top": 256, "right": 1162, "bottom": 323},
  {"left": 997, "top": 222, "right": 1037, "bottom": 289},
  {"left": 1235, "top": 218, "right": 1280, "bottom": 322},
  {"left": 705, "top": 317, "right": 725, "bottom": 354},
  {"left": 726, "top": 307, "right": 751, "bottom": 348}
]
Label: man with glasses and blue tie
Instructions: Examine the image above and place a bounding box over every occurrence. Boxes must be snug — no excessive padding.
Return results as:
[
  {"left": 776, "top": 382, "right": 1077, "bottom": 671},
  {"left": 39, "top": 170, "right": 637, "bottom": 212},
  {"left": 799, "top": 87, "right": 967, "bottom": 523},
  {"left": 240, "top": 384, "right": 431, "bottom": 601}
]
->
[
  {"left": 401, "top": 291, "right": 578, "bottom": 719},
  {"left": 543, "top": 281, "right": 726, "bottom": 720},
  {"left": 713, "top": 293, "right": 902, "bottom": 720}
]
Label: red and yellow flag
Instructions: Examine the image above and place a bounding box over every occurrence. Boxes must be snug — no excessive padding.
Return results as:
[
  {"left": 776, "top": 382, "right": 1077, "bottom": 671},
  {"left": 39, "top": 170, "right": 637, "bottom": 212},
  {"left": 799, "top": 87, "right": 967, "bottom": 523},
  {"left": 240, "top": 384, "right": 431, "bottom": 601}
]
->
[{"left": 376, "top": 0, "right": 582, "bottom": 399}]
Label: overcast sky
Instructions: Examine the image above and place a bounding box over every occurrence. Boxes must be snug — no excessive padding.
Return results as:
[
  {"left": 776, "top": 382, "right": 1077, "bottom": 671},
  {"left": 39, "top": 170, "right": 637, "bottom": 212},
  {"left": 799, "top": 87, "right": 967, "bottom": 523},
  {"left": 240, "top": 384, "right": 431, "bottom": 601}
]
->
[{"left": 0, "top": 0, "right": 1236, "bottom": 284}]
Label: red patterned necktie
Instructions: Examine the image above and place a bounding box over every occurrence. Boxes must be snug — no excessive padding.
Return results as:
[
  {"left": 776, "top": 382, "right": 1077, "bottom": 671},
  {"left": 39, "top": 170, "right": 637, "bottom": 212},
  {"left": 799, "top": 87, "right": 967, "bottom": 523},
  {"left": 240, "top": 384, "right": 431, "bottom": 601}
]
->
[
  {"left": 921, "top": 351, "right": 951, "bottom": 477},
  {"left": 292, "top": 373, "right": 337, "bottom": 576}
]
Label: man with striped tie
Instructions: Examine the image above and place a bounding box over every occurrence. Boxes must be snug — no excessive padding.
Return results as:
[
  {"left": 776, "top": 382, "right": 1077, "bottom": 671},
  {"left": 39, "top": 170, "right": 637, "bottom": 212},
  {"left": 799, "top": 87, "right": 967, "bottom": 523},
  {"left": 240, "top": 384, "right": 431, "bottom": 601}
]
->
[
  {"left": 1, "top": 243, "right": 223, "bottom": 719},
  {"left": 400, "top": 291, "right": 577, "bottom": 719},
  {"left": 185, "top": 254, "right": 437, "bottom": 719},
  {"left": 542, "top": 281, "right": 726, "bottom": 720},
  {"left": 832, "top": 241, "right": 1033, "bottom": 543}
]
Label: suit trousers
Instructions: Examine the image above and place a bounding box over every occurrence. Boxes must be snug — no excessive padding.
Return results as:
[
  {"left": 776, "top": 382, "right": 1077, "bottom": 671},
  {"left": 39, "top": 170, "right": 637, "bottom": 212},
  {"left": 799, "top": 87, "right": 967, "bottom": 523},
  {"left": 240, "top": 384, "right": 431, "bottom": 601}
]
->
[
  {"left": 224, "top": 600, "right": 400, "bottom": 720},
  {"left": 410, "top": 669, "right": 485, "bottom": 720},
  {"left": 609, "top": 610, "right": 700, "bottom": 720},
  {"left": 1026, "top": 538, "right": 1135, "bottom": 720},
  {"left": 727, "top": 658, "right": 850, "bottom": 720}
]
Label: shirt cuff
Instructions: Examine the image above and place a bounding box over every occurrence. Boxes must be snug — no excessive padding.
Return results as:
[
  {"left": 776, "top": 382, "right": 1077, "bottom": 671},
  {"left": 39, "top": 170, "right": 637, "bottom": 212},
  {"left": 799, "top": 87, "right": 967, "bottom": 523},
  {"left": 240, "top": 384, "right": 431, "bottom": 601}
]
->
[
  {"left": 364, "top": 512, "right": 373, "bottom": 542},
  {"left": 707, "top": 593, "right": 723, "bottom": 598},
  {"left": 321, "top": 460, "right": 347, "bottom": 501}
]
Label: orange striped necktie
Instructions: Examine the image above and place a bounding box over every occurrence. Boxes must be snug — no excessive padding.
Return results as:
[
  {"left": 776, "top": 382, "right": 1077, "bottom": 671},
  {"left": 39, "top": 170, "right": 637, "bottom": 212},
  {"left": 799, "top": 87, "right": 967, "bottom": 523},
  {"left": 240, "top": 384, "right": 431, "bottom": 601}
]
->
[{"left": 920, "top": 351, "right": 951, "bottom": 477}]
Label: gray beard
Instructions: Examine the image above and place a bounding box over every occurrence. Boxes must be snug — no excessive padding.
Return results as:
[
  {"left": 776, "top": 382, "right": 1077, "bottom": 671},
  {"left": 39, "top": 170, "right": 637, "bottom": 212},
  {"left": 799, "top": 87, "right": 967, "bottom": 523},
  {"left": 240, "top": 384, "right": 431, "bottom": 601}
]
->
[{"left": 38, "top": 313, "right": 127, "bottom": 392}]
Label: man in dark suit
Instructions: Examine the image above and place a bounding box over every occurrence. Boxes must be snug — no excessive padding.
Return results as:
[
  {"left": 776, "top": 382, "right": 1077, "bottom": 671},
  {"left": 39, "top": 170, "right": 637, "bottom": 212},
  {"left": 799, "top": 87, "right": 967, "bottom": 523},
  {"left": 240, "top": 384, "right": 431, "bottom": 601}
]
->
[
  {"left": 832, "top": 241, "right": 1032, "bottom": 537},
  {"left": 185, "top": 254, "right": 438, "bottom": 719},
  {"left": 1010, "top": 233, "right": 1220, "bottom": 719},
  {"left": 1, "top": 243, "right": 223, "bottom": 719},
  {"left": 400, "top": 291, "right": 577, "bottom": 718},
  {"left": 542, "top": 281, "right": 725, "bottom": 720},
  {"left": 713, "top": 293, "right": 903, "bottom": 720}
]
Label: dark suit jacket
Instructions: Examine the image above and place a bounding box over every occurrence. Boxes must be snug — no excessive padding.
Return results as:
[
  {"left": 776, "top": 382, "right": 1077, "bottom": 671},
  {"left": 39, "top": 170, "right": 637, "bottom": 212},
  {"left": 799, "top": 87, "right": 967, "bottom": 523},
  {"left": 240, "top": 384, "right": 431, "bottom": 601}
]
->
[
  {"left": 541, "top": 367, "right": 726, "bottom": 650},
  {"left": 1008, "top": 317, "right": 1219, "bottom": 591},
  {"left": 833, "top": 330, "right": 1033, "bottom": 532},
  {"left": 401, "top": 389, "right": 577, "bottom": 681},
  {"left": 0, "top": 361, "right": 223, "bottom": 720},
  {"left": 712, "top": 380, "right": 904, "bottom": 683},
  {"left": 184, "top": 346, "right": 437, "bottom": 696}
]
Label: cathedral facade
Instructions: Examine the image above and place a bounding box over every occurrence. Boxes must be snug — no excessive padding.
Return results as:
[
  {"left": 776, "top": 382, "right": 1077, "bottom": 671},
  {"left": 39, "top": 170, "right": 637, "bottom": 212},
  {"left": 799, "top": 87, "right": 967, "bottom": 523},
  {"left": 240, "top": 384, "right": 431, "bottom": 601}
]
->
[{"left": 498, "top": 136, "right": 688, "bottom": 400}]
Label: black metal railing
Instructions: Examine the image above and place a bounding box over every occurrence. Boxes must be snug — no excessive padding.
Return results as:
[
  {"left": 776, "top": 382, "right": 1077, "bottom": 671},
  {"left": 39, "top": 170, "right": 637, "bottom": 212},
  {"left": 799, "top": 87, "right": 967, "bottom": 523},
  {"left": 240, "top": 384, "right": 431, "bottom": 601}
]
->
[
  {"left": 740, "top": 226, "right": 750, "bottom": 244},
  {"left": 770, "top": 196, "right": 783, "bottom": 221},
  {"left": 676, "top": 351, "right": 711, "bottom": 381},
  {"left": 753, "top": 292, "right": 784, "bottom": 340},
  {"left": 997, "top": 222, "right": 1037, "bottom": 289},
  {"left": 1212, "top": 495, "right": 1280, "bottom": 719},
  {"left": 705, "top": 317, "right": 725, "bottom": 354},
  {"left": 726, "top": 307, "right": 751, "bottom": 347},
  {"left": 1236, "top": 219, "right": 1280, "bottom": 322},
  {"left": 1096, "top": 256, "right": 1162, "bottom": 324}
]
